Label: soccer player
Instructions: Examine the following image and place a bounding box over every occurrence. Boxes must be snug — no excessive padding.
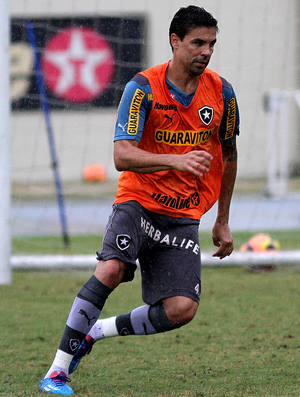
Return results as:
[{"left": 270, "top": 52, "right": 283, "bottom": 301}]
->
[{"left": 39, "top": 5, "right": 239, "bottom": 394}]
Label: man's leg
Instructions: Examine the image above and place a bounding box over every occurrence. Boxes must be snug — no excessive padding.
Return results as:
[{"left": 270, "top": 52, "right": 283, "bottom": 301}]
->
[
  {"left": 69, "top": 296, "right": 198, "bottom": 373},
  {"left": 91, "top": 295, "right": 198, "bottom": 339},
  {"left": 39, "top": 259, "right": 126, "bottom": 395}
]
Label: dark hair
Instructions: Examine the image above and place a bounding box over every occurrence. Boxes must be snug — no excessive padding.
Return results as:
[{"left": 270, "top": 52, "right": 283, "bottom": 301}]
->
[{"left": 169, "top": 5, "right": 219, "bottom": 48}]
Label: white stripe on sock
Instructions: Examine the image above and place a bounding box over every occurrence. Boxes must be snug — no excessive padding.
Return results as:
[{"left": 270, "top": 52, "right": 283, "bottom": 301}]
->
[
  {"left": 102, "top": 316, "right": 118, "bottom": 338},
  {"left": 54, "top": 349, "right": 73, "bottom": 368},
  {"left": 45, "top": 350, "right": 73, "bottom": 378}
]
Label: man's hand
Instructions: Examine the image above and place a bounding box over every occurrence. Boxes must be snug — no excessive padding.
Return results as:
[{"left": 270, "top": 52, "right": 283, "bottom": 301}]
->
[
  {"left": 173, "top": 150, "right": 213, "bottom": 177},
  {"left": 212, "top": 220, "right": 234, "bottom": 259}
]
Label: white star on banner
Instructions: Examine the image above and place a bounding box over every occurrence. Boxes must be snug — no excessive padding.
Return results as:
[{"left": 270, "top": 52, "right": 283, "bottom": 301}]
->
[{"left": 44, "top": 29, "right": 111, "bottom": 95}]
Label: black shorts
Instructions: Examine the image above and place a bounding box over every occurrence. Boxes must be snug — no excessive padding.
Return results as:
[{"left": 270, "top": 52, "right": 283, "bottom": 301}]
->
[{"left": 97, "top": 201, "right": 201, "bottom": 305}]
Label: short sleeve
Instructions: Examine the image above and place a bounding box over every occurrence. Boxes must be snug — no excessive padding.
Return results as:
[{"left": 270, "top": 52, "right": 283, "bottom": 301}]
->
[
  {"left": 218, "top": 77, "right": 240, "bottom": 144},
  {"left": 114, "top": 75, "right": 153, "bottom": 142}
]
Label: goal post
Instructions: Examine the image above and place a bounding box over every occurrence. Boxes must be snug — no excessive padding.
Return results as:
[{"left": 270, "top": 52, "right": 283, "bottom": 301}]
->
[
  {"left": 264, "top": 89, "right": 300, "bottom": 197},
  {"left": 0, "top": 0, "right": 11, "bottom": 284}
]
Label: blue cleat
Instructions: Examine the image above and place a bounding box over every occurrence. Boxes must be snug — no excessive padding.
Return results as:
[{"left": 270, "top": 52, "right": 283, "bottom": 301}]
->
[
  {"left": 39, "top": 371, "right": 74, "bottom": 395},
  {"left": 69, "top": 335, "right": 94, "bottom": 374}
]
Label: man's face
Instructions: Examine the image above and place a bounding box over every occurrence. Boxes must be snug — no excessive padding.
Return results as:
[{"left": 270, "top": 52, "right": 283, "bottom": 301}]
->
[{"left": 172, "top": 26, "right": 217, "bottom": 76}]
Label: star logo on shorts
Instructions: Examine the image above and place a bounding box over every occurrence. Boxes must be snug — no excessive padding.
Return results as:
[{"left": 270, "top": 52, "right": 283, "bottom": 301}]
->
[
  {"left": 69, "top": 339, "right": 80, "bottom": 352},
  {"left": 116, "top": 234, "right": 131, "bottom": 250},
  {"left": 198, "top": 106, "right": 214, "bottom": 126}
]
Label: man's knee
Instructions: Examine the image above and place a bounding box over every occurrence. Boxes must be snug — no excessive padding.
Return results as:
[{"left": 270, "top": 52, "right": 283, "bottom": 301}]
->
[
  {"left": 163, "top": 296, "right": 198, "bottom": 328},
  {"left": 94, "top": 259, "right": 127, "bottom": 289}
]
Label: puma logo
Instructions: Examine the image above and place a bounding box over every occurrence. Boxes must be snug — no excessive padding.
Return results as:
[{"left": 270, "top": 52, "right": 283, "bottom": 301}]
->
[
  {"left": 78, "top": 309, "right": 96, "bottom": 326},
  {"left": 164, "top": 114, "right": 174, "bottom": 123},
  {"left": 142, "top": 322, "right": 148, "bottom": 335},
  {"left": 117, "top": 122, "right": 128, "bottom": 132}
]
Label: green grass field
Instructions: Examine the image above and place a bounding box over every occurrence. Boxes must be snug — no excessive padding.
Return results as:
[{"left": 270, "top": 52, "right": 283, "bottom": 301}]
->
[{"left": 0, "top": 265, "right": 299, "bottom": 396}]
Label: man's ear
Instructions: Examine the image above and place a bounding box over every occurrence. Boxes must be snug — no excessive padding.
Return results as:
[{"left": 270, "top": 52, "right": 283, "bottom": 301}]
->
[{"left": 170, "top": 33, "right": 180, "bottom": 51}]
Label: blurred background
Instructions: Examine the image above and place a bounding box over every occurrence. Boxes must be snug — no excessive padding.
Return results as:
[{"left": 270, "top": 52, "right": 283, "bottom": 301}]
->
[{"left": 6, "top": 0, "right": 300, "bottom": 239}]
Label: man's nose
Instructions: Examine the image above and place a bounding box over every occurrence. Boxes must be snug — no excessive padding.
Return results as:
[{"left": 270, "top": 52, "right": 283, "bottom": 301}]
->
[{"left": 201, "top": 44, "right": 213, "bottom": 56}]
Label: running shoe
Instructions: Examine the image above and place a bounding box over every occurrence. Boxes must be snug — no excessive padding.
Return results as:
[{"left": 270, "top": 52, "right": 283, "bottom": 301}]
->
[
  {"left": 69, "top": 335, "right": 94, "bottom": 374},
  {"left": 39, "top": 371, "right": 73, "bottom": 395}
]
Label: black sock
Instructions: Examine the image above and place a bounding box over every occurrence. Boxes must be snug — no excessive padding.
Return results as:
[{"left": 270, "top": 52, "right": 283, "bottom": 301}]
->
[
  {"left": 58, "top": 276, "right": 112, "bottom": 354},
  {"left": 115, "top": 302, "right": 174, "bottom": 336}
]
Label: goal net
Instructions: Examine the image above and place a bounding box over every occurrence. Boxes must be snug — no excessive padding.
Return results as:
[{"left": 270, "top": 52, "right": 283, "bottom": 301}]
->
[{"left": 6, "top": 0, "right": 300, "bottom": 265}]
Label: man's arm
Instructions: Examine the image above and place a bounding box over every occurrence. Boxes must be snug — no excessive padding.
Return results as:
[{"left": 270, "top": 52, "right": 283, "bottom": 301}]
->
[
  {"left": 114, "top": 139, "right": 213, "bottom": 177},
  {"left": 212, "top": 138, "right": 237, "bottom": 259}
]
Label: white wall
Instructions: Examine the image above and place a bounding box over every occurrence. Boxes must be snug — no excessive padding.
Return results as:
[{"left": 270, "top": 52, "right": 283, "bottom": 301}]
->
[{"left": 9, "top": 0, "right": 300, "bottom": 182}]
